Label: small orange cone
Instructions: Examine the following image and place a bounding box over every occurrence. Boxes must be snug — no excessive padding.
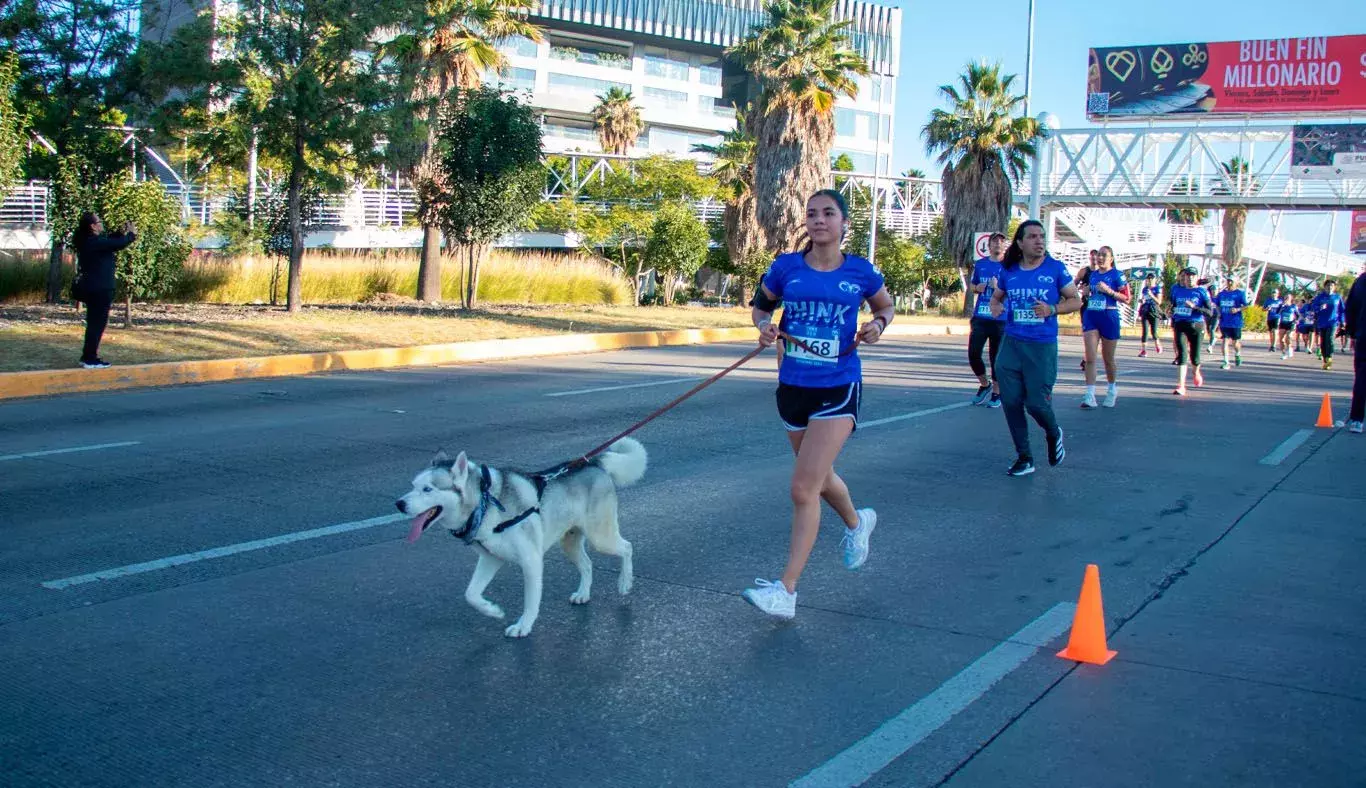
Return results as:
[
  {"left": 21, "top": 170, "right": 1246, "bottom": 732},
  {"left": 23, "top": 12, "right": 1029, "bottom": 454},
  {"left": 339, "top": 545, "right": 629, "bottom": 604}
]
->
[
  {"left": 1315, "top": 394, "right": 1334, "bottom": 428},
  {"left": 1057, "top": 564, "right": 1117, "bottom": 665}
]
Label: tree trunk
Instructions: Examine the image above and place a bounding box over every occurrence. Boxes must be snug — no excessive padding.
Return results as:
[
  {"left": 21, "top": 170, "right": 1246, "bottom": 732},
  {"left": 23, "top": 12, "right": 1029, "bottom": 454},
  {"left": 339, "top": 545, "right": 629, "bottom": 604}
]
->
[
  {"left": 751, "top": 103, "right": 833, "bottom": 255},
  {"left": 285, "top": 130, "right": 306, "bottom": 313},
  {"left": 1222, "top": 207, "right": 1247, "bottom": 277},
  {"left": 417, "top": 223, "right": 443, "bottom": 301},
  {"left": 46, "top": 241, "right": 66, "bottom": 303},
  {"left": 124, "top": 292, "right": 133, "bottom": 329},
  {"left": 942, "top": 158, "right": 1011, "bottom": 316}
]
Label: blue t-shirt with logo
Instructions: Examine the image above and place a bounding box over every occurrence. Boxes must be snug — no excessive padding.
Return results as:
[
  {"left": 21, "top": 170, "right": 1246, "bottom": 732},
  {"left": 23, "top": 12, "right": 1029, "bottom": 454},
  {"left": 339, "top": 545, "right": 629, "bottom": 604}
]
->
[
  {"left": 762, "top": 252, "right": 885, "bottom": 388},
  {"left": 1170, "top": 285, "right": 1212, "bottom": 323},
  {"left": 1278, "top": 303, "right": 1299, "bottom": 326},
  {"left": 1084, "top": 268, "right": 1126, "bottom": 311},
  {"left": 1264, "top": 297, "right": 1282, "bottom": 320},
  {"left": 1297, "top": 305, "right": 1315, "bottom": 330},
  {"left": 1217, "top": 289, "right": 1247, "bottom": 328},
  {"left": 1139, "top": 284, "right": 1162, "bottom": 311},
  {"left": 998, "top": 256, "right": 1071, "bottom": 343},
  {"left": 1310, "top": 293, "right": 1344, "bottom": 328},
  {"left": 970, "top": 257, "right": 1005, "bottom": 321}
]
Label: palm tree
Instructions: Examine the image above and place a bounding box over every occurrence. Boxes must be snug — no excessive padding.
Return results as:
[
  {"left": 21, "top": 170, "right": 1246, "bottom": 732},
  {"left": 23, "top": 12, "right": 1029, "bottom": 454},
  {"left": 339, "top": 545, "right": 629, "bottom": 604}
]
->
[
  {"left": 1219, "top": 156, "right": 1254, "bottom": 276},
  {"left": 384, "top": 0, "right": 543, "bottom": 301},
  {"left": 922, "top": 61, "right": 1039, "bottom": 315},
  {"left": 1163, "top": 175, "right": 1208, "bottom": 225},
  {"left": 902, "top": 167, "right": 927, "bottom": 179},
  {"left": 692, "top": 107, "right": 761, "bottom": 302},
  {"left": 729, "top": 0, "right": 869, "bottom": 254},
  {"left": 592, "top": 87, "right": 642, "bottom": 155}
]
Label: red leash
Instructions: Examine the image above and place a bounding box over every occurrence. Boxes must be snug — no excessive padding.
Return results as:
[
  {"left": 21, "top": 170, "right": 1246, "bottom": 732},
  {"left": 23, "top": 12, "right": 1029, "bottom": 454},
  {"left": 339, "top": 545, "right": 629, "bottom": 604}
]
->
[{"left": 575, "top": 331, "right": 862, "bottom": 464}]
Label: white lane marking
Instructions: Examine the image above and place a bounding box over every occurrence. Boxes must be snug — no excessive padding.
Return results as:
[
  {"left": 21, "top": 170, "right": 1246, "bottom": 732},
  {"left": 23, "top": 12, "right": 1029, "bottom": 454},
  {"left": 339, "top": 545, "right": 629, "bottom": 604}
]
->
[
  {"left": 1258, "top": 429, "right": 1313, "bottom": 466},
  {"left": 860, "top": 402, "right": 973, "bottom": 428},
  {"left": 790, "top": 602, "right": 1076, "bottom": 788},
  {"left": 0, "top": 441, "right": 142, "bottom": 463},
  {"left": 41, "top": 513, "right": 405, "bottom": 590},
  {"left": 545, "top": 376, "right": 702, "bottom": 397}
]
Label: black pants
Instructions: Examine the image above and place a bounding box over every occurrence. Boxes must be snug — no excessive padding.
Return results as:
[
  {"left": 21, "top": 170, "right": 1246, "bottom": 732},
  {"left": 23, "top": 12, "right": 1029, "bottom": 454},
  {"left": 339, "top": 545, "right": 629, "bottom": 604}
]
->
[
  {"left": 1351, "top": 344, "right": 1365, "bottom": 422},
  {"left": 1318, "top": 328, "right": 1335, "bottom": 359},
  {"left": 1140, "top": 310, "right": 1160, "bottom": 343},
  {"left": 82, "top": 290, "right": 114, "bottom": 362},
  {"left": 968, "top": 318, "right": 1005, "bottom": 380},
  {"left": 1173, "top": 321, "right": 1202, "bottom": 366}
]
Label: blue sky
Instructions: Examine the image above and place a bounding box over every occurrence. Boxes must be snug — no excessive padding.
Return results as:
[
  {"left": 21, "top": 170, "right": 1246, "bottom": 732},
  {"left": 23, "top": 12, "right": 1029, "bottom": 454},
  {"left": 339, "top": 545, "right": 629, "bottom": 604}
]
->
[{"left": 889, "top": 0, "right": 1364, "bottom": 253}]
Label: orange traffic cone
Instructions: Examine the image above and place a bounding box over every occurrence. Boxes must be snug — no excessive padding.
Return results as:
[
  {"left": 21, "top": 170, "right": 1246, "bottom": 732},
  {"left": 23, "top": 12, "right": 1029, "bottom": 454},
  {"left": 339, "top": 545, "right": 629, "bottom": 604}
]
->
[
  {"left": 1315, "top": 394, "right": 1334, "bottom": 428},
  {"left": 1057, "top": 564, "right": 1117, "bottom": 665}
]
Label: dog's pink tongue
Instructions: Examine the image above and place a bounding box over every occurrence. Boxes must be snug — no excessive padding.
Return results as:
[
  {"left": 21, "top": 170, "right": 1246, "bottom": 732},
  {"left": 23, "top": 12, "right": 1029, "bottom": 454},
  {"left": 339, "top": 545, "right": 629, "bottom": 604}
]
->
[{"left": 406, "top": 515, "right": 428, "bottom": 544}]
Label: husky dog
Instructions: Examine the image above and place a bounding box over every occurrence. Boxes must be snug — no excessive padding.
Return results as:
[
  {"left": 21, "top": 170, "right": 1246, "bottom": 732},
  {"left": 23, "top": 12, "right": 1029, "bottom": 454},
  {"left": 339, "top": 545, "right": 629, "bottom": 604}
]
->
[{"left": 396, "top": 438, "right": 647, "bottom": 638}]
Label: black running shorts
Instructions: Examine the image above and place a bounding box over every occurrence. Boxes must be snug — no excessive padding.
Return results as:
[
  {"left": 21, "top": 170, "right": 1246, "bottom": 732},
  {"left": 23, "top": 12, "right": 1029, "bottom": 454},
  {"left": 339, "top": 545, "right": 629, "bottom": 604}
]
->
[{"left": 776, "top": 382, "right": 861, "bottom": 432}]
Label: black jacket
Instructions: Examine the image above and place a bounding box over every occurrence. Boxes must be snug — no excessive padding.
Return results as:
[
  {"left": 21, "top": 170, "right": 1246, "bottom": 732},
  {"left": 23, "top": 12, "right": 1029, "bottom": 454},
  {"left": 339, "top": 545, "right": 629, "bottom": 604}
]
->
[
  {"left": 1347, "top": 271, "right": 1366, "bottom": 339},
  {"left": 75, "top": 232, "right": 137, "bottom": 292}
]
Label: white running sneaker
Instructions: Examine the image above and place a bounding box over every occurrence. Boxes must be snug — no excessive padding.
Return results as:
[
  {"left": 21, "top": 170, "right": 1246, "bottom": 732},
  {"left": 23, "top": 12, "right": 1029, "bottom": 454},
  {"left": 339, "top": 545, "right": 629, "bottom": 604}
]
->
[
  {"left": 841, "top": 508, "right": 877, "bottom": 570},
  {"left": 1349, "top": 421, "right": 1364, "bottom": 434},
  {"left": 1102, "top": 389, "right": 1117, "bottom": 408},
  {"left": 743, "top": 579, "right": 796, "bottom": 619},
  {"left": 1080, "top": 393, "right": 1098, "bottom": 410}
]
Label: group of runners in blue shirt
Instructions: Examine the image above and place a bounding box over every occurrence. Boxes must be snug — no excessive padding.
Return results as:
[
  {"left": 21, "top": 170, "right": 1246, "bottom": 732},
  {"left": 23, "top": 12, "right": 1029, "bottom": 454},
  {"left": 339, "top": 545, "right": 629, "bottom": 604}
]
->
[
  {"left": 1261, "top": 285, "right": 1352, "bottom": 367},
  {"left": 739, "top": 189, "right": 1361, "bottom": 622}
]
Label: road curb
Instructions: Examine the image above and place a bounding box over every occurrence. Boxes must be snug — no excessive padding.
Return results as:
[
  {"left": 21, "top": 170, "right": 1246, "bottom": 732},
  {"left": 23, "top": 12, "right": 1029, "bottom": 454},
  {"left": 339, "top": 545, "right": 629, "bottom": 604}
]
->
[{"left": 0, "top": 322, "right": 970, "bottom": 401}]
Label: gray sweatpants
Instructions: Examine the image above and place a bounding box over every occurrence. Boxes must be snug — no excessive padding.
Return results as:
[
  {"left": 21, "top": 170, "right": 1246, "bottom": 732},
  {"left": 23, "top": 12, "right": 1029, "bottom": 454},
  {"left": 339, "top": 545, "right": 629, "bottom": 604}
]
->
[{"left": 995, "top": 336, "right": 1061, "bottom": 460}]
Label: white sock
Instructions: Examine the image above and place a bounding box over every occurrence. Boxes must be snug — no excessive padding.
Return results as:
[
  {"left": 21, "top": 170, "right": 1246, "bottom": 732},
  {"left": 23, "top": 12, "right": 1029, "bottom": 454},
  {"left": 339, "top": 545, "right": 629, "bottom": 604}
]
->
[
  {"left": 1107, "top": 382, "right": 1117, "bottom": 393},
  {"left": 1086, "top": 385, "right": 1095, "bottom": 396}
]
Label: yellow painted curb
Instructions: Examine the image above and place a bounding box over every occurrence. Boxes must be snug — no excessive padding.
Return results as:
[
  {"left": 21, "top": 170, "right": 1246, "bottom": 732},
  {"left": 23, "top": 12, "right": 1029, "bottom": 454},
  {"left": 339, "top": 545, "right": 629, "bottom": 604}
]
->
[{"left": 0, "top": 322, "right": 972, "bottom": 401}]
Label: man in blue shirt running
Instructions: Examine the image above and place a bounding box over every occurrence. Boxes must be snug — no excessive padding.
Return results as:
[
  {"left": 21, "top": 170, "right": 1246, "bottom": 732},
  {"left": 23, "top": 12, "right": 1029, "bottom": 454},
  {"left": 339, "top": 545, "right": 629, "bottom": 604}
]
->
[
  {"left": 988, "top": 220, "right": 1083, "bottom": 477},
  {"left": 1308, "top": 279, "right": 1345, "bottom": 370},
  {"left": 1216, "top": 275, "right": 1248, "bottom": 369}
]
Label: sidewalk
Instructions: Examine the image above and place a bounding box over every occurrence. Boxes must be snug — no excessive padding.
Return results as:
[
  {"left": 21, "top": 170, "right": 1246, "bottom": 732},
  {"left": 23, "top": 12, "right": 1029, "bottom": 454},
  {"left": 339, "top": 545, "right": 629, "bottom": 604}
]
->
[{"left": 945, "top": 429, "right": 1366, "bottom": 786}]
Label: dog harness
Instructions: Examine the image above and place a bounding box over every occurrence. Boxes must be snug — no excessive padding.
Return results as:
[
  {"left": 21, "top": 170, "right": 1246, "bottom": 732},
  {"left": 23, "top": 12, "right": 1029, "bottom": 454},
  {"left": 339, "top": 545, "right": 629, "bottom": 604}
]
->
[{"left": 452, "top": 463, "right": 579, "bottom": 545}]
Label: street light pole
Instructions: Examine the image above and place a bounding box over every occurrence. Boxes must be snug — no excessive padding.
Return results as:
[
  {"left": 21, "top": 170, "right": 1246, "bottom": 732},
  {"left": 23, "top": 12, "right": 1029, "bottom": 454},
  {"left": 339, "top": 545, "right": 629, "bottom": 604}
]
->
[{"left": 1024, "top": 0, "right": 1035, "bottom": 117}]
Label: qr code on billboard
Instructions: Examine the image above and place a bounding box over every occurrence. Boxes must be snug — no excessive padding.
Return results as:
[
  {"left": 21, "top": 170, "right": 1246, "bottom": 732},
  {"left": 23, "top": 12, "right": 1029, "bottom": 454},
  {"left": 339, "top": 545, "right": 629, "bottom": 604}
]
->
[{"left": 1087, "top": 92, "right": 1110, "bottom": 114}]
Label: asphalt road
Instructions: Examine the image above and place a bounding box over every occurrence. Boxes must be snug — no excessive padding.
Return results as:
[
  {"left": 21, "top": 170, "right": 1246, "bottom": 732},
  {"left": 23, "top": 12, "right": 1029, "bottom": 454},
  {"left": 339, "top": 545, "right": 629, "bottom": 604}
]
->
[{"left": 1, "top": 334, "right": 1362, "bottom": 787}]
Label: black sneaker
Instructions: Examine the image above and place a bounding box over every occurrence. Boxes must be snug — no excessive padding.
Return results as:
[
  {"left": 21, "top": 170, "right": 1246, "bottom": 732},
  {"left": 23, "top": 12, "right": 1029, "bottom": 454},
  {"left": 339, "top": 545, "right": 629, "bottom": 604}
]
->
[
  {"left": 1047, "top": 427, "right": 1066, "bottom": 467},
  {"left": 1007, "top": 456, "right": 1036, "bottom": 476},
  {"left": 80, "top": 358, "right": 111, "bottom": 369},
  {"left": 971, "top": 384, "right": 992, "bottom": 405}
]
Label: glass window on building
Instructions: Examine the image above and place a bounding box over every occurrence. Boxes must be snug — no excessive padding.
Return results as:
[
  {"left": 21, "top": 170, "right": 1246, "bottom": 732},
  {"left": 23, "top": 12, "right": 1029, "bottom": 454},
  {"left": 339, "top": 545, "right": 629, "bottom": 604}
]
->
[
  {"left": 543, "top": 122, "right": 598, "bottom": 143},
  {"left": 835, "top": 109, "right": 857, "bottom": 138},
  {"left": 698, "top": 56, "right": 722, "bottom": 87},
  {"left": 643, "top": 47, "right": 690, "bottom": 81},
  {"left": 547, "top": 73, "right": 630, "bottom": 96},
  {"left": 644, "top": 86, "right": 689, "bottom": 109},
  {"left": 499, "top": 35, "right": 538, "bottom": 59},
  {"left": 491, "top": 67, "right": 536, "bottom": 93},
  {"left": 831, "top": 150, "right": 875, "bottom": 172},
  {"left": 650, "top": 126, "right": 721, "bottom": 155},
  {"left": 700, "top": 96, "right": 734, "bottom": 118}
]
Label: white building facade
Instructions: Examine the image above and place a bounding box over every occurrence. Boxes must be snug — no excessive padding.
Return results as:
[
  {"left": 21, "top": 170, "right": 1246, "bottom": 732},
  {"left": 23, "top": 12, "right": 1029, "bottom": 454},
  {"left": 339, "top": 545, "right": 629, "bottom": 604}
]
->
[{"left": 503, "top": 0, "right": 901, "bottom": 171}]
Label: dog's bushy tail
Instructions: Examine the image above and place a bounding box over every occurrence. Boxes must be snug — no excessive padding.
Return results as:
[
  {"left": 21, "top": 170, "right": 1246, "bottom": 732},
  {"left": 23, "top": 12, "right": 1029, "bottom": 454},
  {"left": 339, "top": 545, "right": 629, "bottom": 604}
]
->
[{"left": 594, "top": 438, "right": 647, "bottom": 487}]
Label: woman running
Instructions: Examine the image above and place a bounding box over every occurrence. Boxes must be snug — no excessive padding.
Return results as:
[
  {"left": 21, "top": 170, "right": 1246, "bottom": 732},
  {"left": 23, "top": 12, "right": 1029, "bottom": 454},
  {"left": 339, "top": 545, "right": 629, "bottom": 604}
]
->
[
  {"left": 988, "top": 220, "right": 1082, "bottom": 476},
  {"left": 1080, "top": 246, "right": 1129, "bottom": 408},
  {"left": 1277, "top": 293, "right": 1298, "bottom": 359},
  {"left": 1138, "top": 273, "right": 1164, "bottom": 357},
  {"left": 1296, "top": 296, "right": 1316, "bottom": 356},
  {"left": 1309, "top": 279, "right": 1345, "bottom": 371},
  {"left": 743, "top": 189, "right": 895, "bottom": 619},
  {"left": 1170, "top": 266, "right": 1215, "bottom": 395},
  {"left": 1263, "top": 288, "right": 1282, "bottom": 352},
  {"left": 1204, "top": 283, "right": 1220, "bottom": 352},
  {"left": 1216, "top": 274, "right": 1247, "bottom": 369},
  {"left": 966, "top": 232, "right": 1007, "bottom": 408}
]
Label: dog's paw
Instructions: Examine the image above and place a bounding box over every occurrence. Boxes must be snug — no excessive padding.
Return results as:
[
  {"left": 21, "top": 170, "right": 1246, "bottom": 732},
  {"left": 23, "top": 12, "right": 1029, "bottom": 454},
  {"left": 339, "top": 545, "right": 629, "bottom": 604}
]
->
[
  {"left": 504, "top": 619, "right": 535, "bottom": 638},
  {"left": 470, "top": 599, "right": 505, "bottom": 619},
  {"left": 569, "top": 590, "right": 591, "bottom": 605},
  {"left": 618, "top": 573, "right": 634, "bottom": 595}
]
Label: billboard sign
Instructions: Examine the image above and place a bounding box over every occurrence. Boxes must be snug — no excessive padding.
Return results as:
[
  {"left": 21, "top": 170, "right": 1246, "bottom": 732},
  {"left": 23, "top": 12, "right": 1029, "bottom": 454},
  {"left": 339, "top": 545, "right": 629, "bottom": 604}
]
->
[
  {"left": 1352, "top": 210, "right": 1366, "bottom": 254},
  {"left": 1292, "top": 123, "right": 1366, "bottom": 179},
  {"left": 1087, "top": 35, "right": 1366, "bottom": 119}
]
